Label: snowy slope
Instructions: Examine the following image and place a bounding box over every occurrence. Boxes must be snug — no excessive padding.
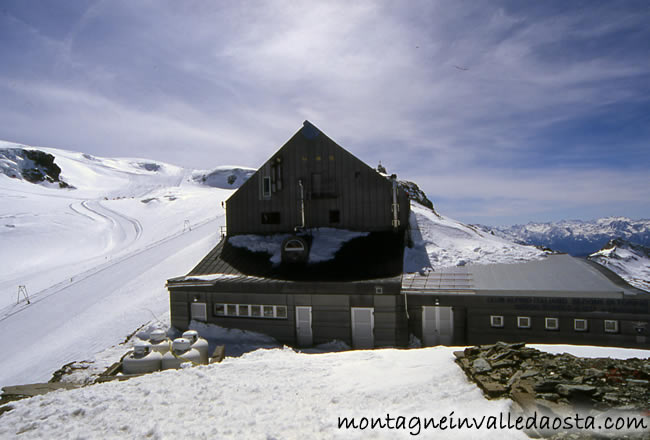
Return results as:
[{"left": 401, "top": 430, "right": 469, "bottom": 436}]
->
[
  {"left": 405, "top": 203, "right": 547, "bottom": 271},
  {"left": 588, "top": 239, "right": 650, "bottom": 292},
  {"left": 480, "top": 217, "right": 650, "bottom": 256},
  {"left": 0, "top": 141, "right": 237, "bottom": 388},
  {"left": 1, "top": 342, "right": 648, "bottom": 439}
]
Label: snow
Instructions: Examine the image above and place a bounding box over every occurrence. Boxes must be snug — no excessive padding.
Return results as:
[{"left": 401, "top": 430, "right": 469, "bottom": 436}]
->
[
  {"left": 2, "top": 337, "right": 648, "bottom": 439},
  {"left": 531, "top": 344, "right": 650, "bottom": 359},
  {"left": 0, "top": 141, "right": 235, "bottom": 388},
  {"left": 482, "top": 217, "right": 650, "bottom": 256},
  {"left": 589, "top": 240, "right": 650, "bottom": 292},
  {"left": 229, "top": 228, "right": 369, "bottom": 264},
  {"left": 0, "top": 346, "right": 529, "bottom": 440},
  {"left": 405, "top": 203, "right": 547, "bottom": 271}
]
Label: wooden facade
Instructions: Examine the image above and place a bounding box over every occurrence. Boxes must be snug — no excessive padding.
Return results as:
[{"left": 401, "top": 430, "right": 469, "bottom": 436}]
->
[{"left": 226, "top": 121, "right": 410, "bottom": 236}]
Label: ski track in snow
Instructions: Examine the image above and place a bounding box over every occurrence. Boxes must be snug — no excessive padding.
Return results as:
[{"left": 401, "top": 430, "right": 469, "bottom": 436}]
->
[{"left": 0, "top": 216, "right": 221, "bottom": 388}]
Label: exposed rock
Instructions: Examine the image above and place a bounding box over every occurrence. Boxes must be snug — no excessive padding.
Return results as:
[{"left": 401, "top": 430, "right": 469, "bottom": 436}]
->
[
  {"left": 472, "top": 357, "right": 492, "bottom": 373},
  {"left": 454, "top": 342, "right": 650, "bottom": 439}
]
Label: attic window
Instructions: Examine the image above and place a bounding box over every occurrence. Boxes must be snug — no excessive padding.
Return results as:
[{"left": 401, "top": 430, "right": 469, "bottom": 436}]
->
[
  {"left": 262, "top": 176, "right": 271, "bottom": 197},
  {"left": 284, "top": 239, "right": 305, "bottom": 252}
]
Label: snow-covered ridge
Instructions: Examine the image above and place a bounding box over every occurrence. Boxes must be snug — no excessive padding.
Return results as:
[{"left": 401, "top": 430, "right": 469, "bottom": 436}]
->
[
  {"left": 588, "top": 239, "right": 650, "bottom": 292},
  {"left": 191, "top": 166, "right": 255, "bottom": 189},
  {"left": 478, "top": 217, "right": 650, "bottom": 256},
  {"left": 405, "top": 203, "right": 548, "bottom": 271}
]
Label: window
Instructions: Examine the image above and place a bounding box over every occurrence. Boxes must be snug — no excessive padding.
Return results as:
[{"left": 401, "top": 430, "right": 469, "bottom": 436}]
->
[
  {"left": 604, "top": 320, "right": 619, "bottom": 333},
  {"left": 545, "top": 317, "right": 559, "bottom": 331},
  {"left": 262, "top": 176, "right": 271, "bottom": 197},
  {"left": 190, "top": 302, "right": 207, "bottom": 321},
  {"left": 490, "top": 315, "right": 504, "bottom": 328},
  {"left": 375, "top": 286, "right": 383, "bottom": 294},
  {"left": 211, "top": 303, "right": 288, "bottom": 319},
  {"left": 284, "top": 239, "right": 305, "bottom": 252},
  {"left": 261, "top": 212, "right": 281, "bottom": 224},
  {"left": 574, "top": 319, "right": 588, "bottom": 332},
  {"left": 517, "top": 316, "right": 531, "bottom": 329},
  {"left": 329, "top": 210, "right": 340, "bottom": 224}
]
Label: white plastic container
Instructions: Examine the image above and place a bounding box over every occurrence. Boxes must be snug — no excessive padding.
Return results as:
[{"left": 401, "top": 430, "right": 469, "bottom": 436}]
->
[
  {"left": 161, "top": 338, "right": 202, "bottom": 370},
  {"left": 123, "top": 341, "right": 162, "bottom": 374},
  {"left": 182, "top": 330, "right": 209, "bottom": 364},
  {"left": 149, "top": 329, "right": 170, "bottom": 355}
]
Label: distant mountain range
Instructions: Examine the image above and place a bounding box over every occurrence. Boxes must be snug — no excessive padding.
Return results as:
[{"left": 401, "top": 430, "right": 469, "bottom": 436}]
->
[{"left": 477, "top": 218, "right": 650, "bottom": 256}]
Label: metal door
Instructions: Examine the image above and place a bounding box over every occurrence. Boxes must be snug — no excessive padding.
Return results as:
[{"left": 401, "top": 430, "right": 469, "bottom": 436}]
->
[
  {"left": 351, "top": 307, "right": 374, "bottom": 349},
  {"left": 190, "top": 302, "right": 207, "bottom": 322},
  {"left": 295, "top": 306, "right": 313, "bottom": 346},
  {"left": 422, "top": 306, "right": 454, "bottom": 346}
]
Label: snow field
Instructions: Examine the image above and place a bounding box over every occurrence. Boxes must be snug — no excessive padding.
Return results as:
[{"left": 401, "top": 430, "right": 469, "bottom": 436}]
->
[{"left": 0, "top": 347, "right": 530, "bottom": 440}]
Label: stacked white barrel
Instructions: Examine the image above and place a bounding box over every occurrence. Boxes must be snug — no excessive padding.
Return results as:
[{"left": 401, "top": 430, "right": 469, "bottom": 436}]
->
[
  {"left": 123, "top": 341, "right": 163, "bottom": 374},
  {"left": 182, "top": 330, "right": 210, "bottom": 364},
  {"left": 149, "top": 329, "right": 170, "bottom": 355},
  {"left": 161, "top": 338, "right": 203, "bottom": 370}
]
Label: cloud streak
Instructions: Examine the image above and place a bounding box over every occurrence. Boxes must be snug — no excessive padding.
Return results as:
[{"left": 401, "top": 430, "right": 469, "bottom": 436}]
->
[{"left": 0, "top": 0, "right": 648, "bottom": 224}]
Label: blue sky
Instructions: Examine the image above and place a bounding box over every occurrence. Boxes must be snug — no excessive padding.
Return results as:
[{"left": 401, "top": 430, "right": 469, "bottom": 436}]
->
[{"left": 1, "top": 1, "right": 648, "bottom": 225}]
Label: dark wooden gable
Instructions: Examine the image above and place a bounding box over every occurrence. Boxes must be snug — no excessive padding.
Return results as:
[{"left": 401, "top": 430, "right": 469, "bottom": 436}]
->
[{"left": 226, "top": 121, "right": 410, "bottom": 235}]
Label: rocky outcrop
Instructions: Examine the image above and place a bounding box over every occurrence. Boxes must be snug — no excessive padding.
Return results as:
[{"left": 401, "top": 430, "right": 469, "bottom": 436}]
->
[
  {"left": 455, "top": 342, "right": 649, "bottom": 439},
  {"left": 0, "top": 148, "right": 72, "bottom": 188}
]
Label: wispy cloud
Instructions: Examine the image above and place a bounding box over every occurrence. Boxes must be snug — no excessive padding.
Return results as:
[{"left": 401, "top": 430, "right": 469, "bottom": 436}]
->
[{"left": 0, "top": 0, "right": 648, "bottom": 224}]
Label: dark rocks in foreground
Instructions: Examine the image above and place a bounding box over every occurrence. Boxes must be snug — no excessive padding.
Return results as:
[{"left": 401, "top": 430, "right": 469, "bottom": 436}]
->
[{"left": 455, "top": 342, "right": 650, "bottom": 439}]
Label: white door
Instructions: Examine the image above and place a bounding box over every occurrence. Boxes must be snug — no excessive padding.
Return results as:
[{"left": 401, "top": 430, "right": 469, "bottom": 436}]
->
[
  {"left": 351, "top": 307, "right": 374, "bottom": 349},
  {"left": 295, "top": 306, "right": 313, "bottom": 346},
  {"left": 422, "top": 306, "right": 454, "bottom": 346},
  {"left": 190, "top": 302, "right": 207, "bottom": 322}
]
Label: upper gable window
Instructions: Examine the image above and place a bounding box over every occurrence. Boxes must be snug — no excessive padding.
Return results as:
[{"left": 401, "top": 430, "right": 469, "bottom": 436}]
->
[{"left": 262, "top": 176, "right": 271, "bottom": 198}]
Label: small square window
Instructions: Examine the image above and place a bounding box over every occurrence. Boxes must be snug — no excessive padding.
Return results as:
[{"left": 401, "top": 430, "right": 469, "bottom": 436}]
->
[
  {"left": 604, "top": 320, "right": 619, "bottom": 333},
  {"left": 263, "top": 305, "right": 274, "bottom": 318},
  {"left": 545, "top": 317, "right": 559, "bottom": 331},
  {"left": 490, "top": 315, "right": 504, "bottom": 328},
  {"left": 329, "top": 210, "right": 340, "bottom": 223},
  {"left": 276, "top": 306, "right": 287, "bottom": 318},
  {"left": 226, "top": 304, "right": 237, "bottom": 316},
  {"left": 574, "top": 319, "right": 588, "bottom": 332},
  {"left": 517, "top": 316, "right": 531, "bottom": 329},
  {"left": 251, "top": 305, "right": 262, "bottom": 317},
  {"left": 238, "top": 305, "right": 250, "bottom": 317},
  {"left": 375, "top": 286, "right": 383, "bottom": 294},
  {"left": 214, "top": 304, "right": 225, "bottom": 316}
]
